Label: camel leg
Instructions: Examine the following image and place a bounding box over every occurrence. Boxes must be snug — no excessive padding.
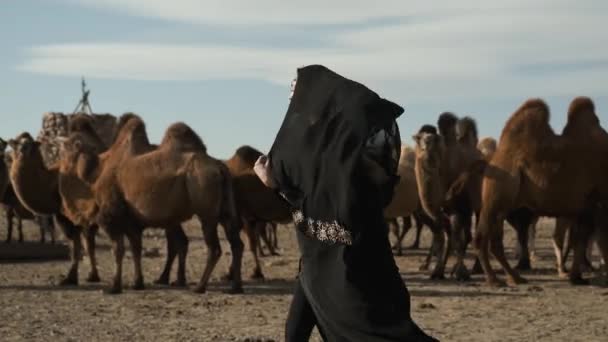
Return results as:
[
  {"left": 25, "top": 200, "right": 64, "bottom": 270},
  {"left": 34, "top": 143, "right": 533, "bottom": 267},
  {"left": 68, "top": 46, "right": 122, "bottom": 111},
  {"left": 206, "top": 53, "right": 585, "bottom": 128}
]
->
[
  {"left": 248, "top": 221, "right": 265, "bottom": 280},
  {"left": 193, "top": 218, "right": 222, "bottom": 294},
  {"left": 475, "top": 213, "right": 504, "bottom": 287},
  {"left": 17, "top": 216, "right": 24, "bottom": 243},
  {"left": 569, "top": 218, "right": 594, "bottom": 285},
  {"left": 155, "top": 228, "right": 179, "bottom": 286},
  {"left": 38, "top": 216, "right": 46, "bottom": 244},
  {"left": 552, "top": 218, "right": 570, "bottom": 278},
  {"left": 259, "top": 222, "right": 278, "bottom": 256},
  {"left": 506, "top": 208, "right": 534, "bottom": 271},
  {"left": 451, "top": 213, "right": 472, "bottom": 281},
  {"left": 267, "top": 223, "right": 280, "bottom": 256},
  {"left": 173, "top": 225, "right": 189, "bottom": 287},
  {"left": 595, "top": 223, "right": 608, "bottom": 285},
  {"left": 222, "top": 217, "right": 245, "bottom": 294},
  {"left": 271, "top": 222, "right": 279, "bottom": 251},
  {"left": 125, "top": 228, "right": 144, "bottom": 290},
  {"left": 408, "top": 212, "right": 424, "bottom": 249},
  {"left": 83, "top": 226, "right": 101, "bottom": 282},
  {"left": 528, "top": 218, "right": 538, "bottom": 263},
  {"left": 426, "top": 217, "right": 447, "bottom": 280},
  {"left": 5, "top": 209, "right": 13, "bottom": 243},
  {"left": 398, "top": 216, "right": 412, "bottom": 256},
  {"left": 106, "top": 234, "right": 125, "bottom": 294},
  {"left": 55, "top": 214, "right": 81, "bottom": 286},
  {"left": 490, "top": 225, "right": 527, "bottom": 286}
]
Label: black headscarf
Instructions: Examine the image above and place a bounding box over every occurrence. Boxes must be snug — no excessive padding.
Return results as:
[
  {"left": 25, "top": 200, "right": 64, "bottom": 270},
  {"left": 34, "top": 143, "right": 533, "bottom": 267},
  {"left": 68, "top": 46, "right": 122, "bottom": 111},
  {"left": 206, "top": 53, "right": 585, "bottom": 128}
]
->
[{"left": 269, "top": 65, "right": 403, "bottom": 245}]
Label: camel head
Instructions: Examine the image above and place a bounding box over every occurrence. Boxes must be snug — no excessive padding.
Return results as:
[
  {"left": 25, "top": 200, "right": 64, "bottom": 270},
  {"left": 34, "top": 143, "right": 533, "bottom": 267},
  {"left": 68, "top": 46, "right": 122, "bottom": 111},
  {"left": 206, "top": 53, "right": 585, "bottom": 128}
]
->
[
  {"left": 57, "top": 132, "right": 103, "bottom": 184},
  {"left": 8, "top": 133, "right": 41, "bottom": 163},
  {"left": 413, "top": 125, "right": 442, "bottom": 154},
  {"left": 0, "top": 138, "right": 7, "bottom": 157}
]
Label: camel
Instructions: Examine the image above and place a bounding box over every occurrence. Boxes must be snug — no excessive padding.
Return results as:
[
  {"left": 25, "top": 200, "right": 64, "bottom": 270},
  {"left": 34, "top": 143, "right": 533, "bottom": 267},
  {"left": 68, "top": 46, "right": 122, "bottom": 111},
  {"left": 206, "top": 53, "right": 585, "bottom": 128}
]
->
[
  {"left": 8, "top": 131, "right": 102, "bottom": 284},
  {"left": 413, "top": 113, "right": 485, "bottom": 280},
  {"left": 2, "top": 184, "right": 56, "bottom": 243},
  {"left": 475, "top": 97, "right": 608, "bottom": 287},
  {"left": 1, "top": 139, "right": 55, "bottom": 243},
  {"left": 66, "top": 117, "right": 244, "bottom": 294},
  {"left": 0, "top": 138, "right": 10, "bottom": 204},
  {"left": 384, "top": 145, "right": 428, "bottom": 255},
  {"left": 225, "top": 145, "right": 293, "bottom": 279}
]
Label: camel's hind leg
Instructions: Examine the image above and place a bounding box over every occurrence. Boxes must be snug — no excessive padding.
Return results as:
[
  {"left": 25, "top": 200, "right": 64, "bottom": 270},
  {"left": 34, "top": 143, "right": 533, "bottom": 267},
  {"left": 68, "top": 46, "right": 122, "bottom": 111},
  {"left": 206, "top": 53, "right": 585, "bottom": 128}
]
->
[
  {"left": 106, "top": 233, "right": 125, "bottom": 294},
  {"left": 173, "top": 225, "right": 189, "bottom": 287},
  {"left": 155, "top": 228, "right": 179, "bottom": 286},
  {"left": 221, "top": 217, "right": 245, "bottom": 293},
  {"left": 270, "top": 222, "right": 279, "bottom": 251},
  {"left": 552, "top": 218, "right": 570, "bottom": 278},
  {"left": 125, "top": 228, "right": 145, "bottom": 290},
  {"left": 408, "top": 212, "right": 425, "bottom": 249},
  {"left": 451, "top": 213, "right": 472, "bottom": 281},
  {"left": 426, "top": 216, "right": 448, "bottom": 280},
  {"left": 82, "top": 226, "right": 101, "bottom": 282},
  {"left": 489, "top": 224, "right": 527, "bottom": 286},
  {"left": 5, "top": 208, "right": 13, "bottom": 243},
  {"left": 247, "top": 220, "right": 265, "bottom": 280},
  {"left": 54, "top": 214, "right": 81, "bottom": 286},
  {"left": 193, "top": 217, "right": 222, "bottom": 294},
  {"left": 507, "top": 208, "right": 535, "bottom": 271},
  {"left": 17, "top": 216, "right": 24, "bottom": 243},
  {"left": 569, "top": 217, "right": 594, "bottom": 285},
  {"left": 475, "top": 212, "right": 503, "bottom": 287}
]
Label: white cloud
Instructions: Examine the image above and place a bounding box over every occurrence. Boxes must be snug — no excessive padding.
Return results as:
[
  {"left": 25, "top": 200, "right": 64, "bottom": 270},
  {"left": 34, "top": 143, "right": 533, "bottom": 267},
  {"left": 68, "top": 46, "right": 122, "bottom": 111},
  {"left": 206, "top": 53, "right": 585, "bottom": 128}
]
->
[
  {"left": 64, "top": 0, "right": 575, "bottom": 26},
  {"left": 19, "top": 1, "right": 608, "bottom": 101}
]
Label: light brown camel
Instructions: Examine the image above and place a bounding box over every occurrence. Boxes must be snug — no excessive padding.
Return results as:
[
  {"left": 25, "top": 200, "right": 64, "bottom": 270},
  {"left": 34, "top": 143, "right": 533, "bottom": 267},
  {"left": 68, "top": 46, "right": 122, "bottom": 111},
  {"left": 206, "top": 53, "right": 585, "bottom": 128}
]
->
[
  {"left": 412, "top": 124, "right": 451, "bottom": 279},
  {"left": 476, "top": 97, "right": 608, "bottom": 287},
  {"left": 225, "top": 145, "right": 293, "bottom": 279},
  {"left": 384, "top": 145, "right": 425, "bottom": 255},
  {"left": 68, "top": 117, "right": 244, "bottom": 294},
  {"left": 413, "top": 113, "right": 485, "bottom": 280},
  {"left": 8, "top": 132, "right": 102, "bottom": 284}
]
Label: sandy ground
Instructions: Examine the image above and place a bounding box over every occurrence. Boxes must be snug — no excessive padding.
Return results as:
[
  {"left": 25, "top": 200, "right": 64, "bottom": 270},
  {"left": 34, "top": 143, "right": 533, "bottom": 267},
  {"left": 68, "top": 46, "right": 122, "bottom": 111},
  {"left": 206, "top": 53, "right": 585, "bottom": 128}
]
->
[{"left": 1, "top": 218, "right": 607, "bottom": 342}]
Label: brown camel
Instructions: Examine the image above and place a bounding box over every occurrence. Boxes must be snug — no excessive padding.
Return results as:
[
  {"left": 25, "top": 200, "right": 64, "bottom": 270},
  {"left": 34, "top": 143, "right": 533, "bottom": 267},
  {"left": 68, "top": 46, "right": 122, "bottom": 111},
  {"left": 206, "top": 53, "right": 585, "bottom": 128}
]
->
[
  {"left": 225, "top": 145, "right": 292, "bottom": 279},
  {"left": 2, "top": 184, "right": 56, "bottom": 244},
  {"left": 476, "top": 97, "right": 608, "bottom": 287},
  {"left": 67, "top": 117, "right": 244, "bottom": 294},
  {"left": 8, "top": 132, "right": 102, "bottom": 284}
]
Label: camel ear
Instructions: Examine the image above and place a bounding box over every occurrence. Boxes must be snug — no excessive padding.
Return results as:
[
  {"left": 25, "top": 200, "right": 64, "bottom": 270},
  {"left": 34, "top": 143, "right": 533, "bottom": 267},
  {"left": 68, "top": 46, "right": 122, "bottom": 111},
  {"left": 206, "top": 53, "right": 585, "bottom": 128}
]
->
[
  {"left": 7, "top": 139, "right": 18, "bottom": 151},
  {"left": 412, "top": 134, "right": 421, "bottom": 144},
  {"left": 0, "top": 138, "right": 6, "bottom": 150}
]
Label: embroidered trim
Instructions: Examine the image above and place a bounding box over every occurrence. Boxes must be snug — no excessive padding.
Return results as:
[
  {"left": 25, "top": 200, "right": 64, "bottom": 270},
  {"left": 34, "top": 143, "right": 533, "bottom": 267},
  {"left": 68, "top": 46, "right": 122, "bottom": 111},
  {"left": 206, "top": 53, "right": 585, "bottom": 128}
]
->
[{"left": 292, "top": 210, "right": 352, "bottom": 245}]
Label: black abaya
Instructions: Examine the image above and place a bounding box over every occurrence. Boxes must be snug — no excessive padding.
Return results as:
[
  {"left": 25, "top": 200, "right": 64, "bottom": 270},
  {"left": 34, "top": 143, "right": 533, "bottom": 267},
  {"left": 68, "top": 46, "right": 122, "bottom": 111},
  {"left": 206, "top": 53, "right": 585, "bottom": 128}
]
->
[{"left": 269, "top": 65, "right": 438, "bottom": 342}]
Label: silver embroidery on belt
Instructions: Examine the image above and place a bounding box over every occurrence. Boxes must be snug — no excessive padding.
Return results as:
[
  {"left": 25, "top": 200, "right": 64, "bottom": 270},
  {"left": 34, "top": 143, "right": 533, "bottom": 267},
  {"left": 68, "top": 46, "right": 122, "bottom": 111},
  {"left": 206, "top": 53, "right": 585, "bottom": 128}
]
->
[{"left": 292, "top": 209, "right": 352, "bottom": 245}]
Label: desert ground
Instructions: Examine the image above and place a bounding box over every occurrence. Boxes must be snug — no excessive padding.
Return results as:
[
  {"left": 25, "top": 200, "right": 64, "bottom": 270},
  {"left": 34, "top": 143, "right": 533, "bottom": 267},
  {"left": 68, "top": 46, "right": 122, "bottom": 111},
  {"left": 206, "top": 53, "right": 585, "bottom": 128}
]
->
[{"left": 1, "top": 218, "right": 606, "bottom": 342}]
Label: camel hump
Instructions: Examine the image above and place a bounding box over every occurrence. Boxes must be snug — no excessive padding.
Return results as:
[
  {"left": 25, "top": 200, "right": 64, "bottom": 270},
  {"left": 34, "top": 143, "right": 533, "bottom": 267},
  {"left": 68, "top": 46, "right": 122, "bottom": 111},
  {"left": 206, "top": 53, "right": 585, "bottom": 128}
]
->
[
  {"left": 161, "top": 122, "right": 207, "bottom": 153},
  {"left": 438, "top": 112, "right": 457, "bottom": 143},
  {"left": 500, "top": 98, "right": 551, "bottom": 142},
  {"left": 68, "top": 115, "right": 98, "bottom": 138},
  {"left": 565, "top": 96, "right": 599, "bottom": 131},
  {"left": 235, "top": 145, "right": 263, "bottom": 165},
  {"left": 456, "top": 116, "right": 478, "bottom": 147}
]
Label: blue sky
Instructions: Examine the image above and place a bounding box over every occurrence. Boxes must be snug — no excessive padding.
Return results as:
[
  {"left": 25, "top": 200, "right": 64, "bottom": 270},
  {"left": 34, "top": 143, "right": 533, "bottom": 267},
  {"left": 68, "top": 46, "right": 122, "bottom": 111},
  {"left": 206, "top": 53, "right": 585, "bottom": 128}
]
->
[{"left": 1, "top": 0, "right": 607, "bottom": 158}]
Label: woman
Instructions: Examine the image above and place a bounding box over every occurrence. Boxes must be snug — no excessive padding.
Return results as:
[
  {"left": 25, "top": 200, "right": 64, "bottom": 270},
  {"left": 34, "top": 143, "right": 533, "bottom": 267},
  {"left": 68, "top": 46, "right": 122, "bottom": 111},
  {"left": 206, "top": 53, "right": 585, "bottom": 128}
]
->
[{"left": 255, "top": 65, "right": 438, "bottom": 342}]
